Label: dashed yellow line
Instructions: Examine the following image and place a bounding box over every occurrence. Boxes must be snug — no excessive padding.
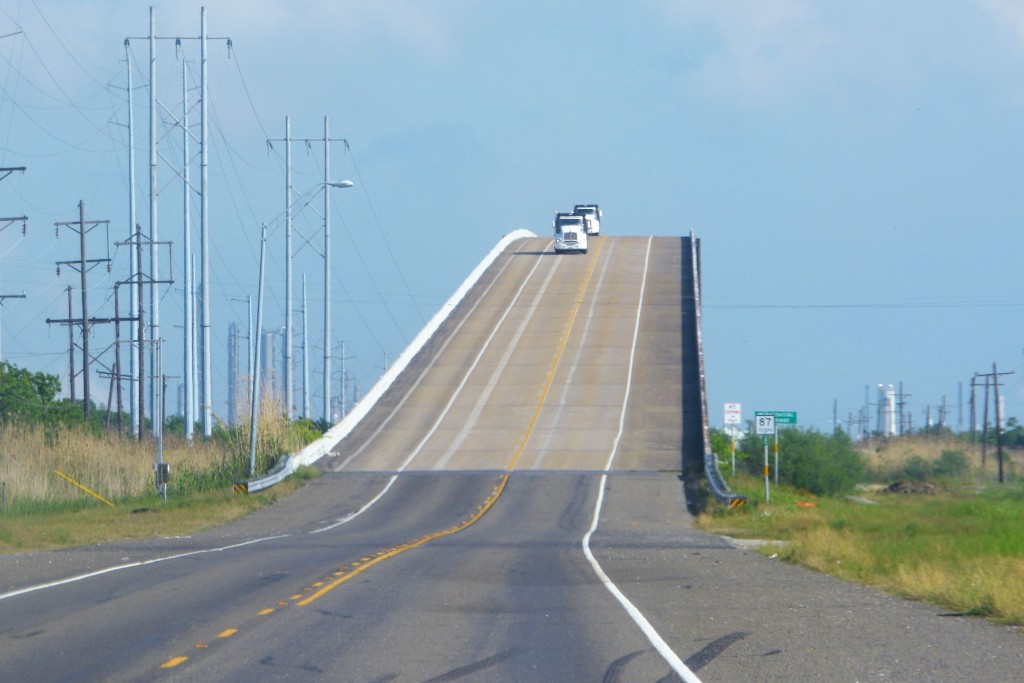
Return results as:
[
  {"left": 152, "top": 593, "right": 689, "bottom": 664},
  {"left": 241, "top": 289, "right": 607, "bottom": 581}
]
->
[
  {"left": 160, "top": 656, "right": 188, "bottom": 669},
  {"left": 505, "top": 237, "right": 604, "bottom": 472},
  {"left": 155, "top": 242, "right": 605, "bottom": 673}
]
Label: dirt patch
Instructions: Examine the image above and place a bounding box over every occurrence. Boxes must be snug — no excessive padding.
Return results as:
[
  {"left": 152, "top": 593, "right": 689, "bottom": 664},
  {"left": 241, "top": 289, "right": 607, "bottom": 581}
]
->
[{"left": 885, "top": 480, "right": 940, "bottom": 494}]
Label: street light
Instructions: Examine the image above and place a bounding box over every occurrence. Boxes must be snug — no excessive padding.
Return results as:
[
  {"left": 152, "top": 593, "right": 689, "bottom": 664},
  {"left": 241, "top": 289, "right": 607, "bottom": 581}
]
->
[
  {"left": 281, "top": 117, "right": 353, "bottom": 426},
  {"left": 323, "top": 126, "right": 354, "bottom": 425},
  {"left": 284, "top": 178, "right": 353, "bottom": 424}
]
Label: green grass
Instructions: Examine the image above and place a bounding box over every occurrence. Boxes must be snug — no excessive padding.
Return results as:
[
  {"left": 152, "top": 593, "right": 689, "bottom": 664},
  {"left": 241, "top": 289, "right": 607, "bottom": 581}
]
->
[
  {"left": 699, "top": 474, "right": 1024, "bottom": 624},
  {"left": 0, "top": 471, "right": 316, "bottom": 554}
]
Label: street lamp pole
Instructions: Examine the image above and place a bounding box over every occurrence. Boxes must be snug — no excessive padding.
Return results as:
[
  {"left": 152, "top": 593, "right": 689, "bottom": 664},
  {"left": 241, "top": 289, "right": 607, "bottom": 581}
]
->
[
  {"left": 321, "top": 115, "right": 354, "bottom": 424},
  {"left": 323, "top": 115, "right": 331, "bottom": 424},
  {"left": 284, "top": 115, "right": 293, "bottom": 420}
]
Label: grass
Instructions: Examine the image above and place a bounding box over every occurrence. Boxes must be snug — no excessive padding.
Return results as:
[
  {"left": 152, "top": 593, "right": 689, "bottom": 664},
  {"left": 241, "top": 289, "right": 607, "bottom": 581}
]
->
[
  {"left": 698, "top": 473, "right": 1024, "bottom": 624},
  {"left": 0, "top": 399, "right": 323, "bottom": 553},
  {"left": 0, "top": 468, "right": 319, "bottom": 554}
]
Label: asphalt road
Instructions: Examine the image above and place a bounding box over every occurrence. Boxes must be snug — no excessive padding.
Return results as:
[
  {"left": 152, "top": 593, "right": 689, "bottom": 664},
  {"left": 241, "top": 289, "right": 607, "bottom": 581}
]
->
[{"left": 1, "top": 236, "right": 1022, "bottom": 682}]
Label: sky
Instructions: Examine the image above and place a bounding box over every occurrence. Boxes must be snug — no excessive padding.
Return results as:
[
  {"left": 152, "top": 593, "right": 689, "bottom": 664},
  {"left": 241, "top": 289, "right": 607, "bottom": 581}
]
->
[{"left": 0, "top": 0, "right": 1022, "bottom": 436}]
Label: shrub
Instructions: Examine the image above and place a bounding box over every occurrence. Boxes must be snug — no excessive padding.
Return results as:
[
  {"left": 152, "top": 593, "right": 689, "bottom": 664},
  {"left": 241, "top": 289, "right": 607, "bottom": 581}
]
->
[
  {"left": 903, "top": 456, "right": 930, "bottom": 482},
  {"left": 737, "top": 427, "right": 865, "bottom": 496},
  {"left": 932, "top": 450, "right": 969, "bottom": 478}
]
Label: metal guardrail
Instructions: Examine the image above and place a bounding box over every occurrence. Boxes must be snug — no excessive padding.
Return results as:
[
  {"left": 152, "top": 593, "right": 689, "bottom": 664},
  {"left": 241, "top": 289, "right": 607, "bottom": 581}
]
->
[
  {"left": 241, "top": 455, "right": 293, "bottom": 494},
  {"left": 689, "top": 232, "right": 746, "bottom": 508}
]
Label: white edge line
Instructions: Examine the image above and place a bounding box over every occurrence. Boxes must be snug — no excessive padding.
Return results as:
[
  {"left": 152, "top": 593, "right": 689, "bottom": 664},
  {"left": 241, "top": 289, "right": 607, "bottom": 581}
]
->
[
  {"left": 580, "top": 237, "right": 703, "bottom": 683},
  {"left": 0, "top": 232, "right": 539, "bottom": 602},
  {"left": 291, "top": 229, "right": 537, "bottom": 470},
  {"left": 311, "top": 236, "right": 548, "bottom": 529},
  {"left": 0, "top": 534, "right": 291, "bottom": 603},
  {"left": 309, "top": 475, "right": 398, "bottom": 534}
]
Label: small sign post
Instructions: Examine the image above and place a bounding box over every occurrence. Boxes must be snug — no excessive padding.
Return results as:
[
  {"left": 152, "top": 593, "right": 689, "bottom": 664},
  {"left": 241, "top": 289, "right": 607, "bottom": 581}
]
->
[
  {"left": 724, "top": 403, "right": 741, "bottom": 475},
  {"left": 754, "top": 411, "right": 797, "bottom": 502},
  {"left": 755, "top": 413, "right": 776, "bottom": 502}
]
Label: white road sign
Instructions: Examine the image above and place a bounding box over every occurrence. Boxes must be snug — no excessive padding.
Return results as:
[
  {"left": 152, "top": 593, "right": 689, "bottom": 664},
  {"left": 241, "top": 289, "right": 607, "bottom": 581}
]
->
[
  {"left": 724, "top": 402, "right": 742, "bottom": 425},
  {"left": 755, "top": 413, "right": 776, "bottom": 435}
]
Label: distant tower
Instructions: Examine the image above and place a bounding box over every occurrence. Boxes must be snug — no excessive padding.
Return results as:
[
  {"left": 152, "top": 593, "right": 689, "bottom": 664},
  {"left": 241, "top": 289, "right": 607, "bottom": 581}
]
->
[{"left": 877, "top": 384, "right": 896, "bottom": 437}]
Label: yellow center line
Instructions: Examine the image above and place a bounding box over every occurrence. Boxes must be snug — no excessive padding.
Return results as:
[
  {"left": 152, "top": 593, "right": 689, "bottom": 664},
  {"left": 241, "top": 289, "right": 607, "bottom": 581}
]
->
[
  {"left": 505, "top": 238, "right": 605, "bottom": 472},
  {"left": 298, "top": 242, "right": 604, "bottom": 607},
  {"left": 160, "top": 656, "right": 188, "bottom": 669},
  {"left": 154, "top": 243, "right": 608, "bottom": 675}
]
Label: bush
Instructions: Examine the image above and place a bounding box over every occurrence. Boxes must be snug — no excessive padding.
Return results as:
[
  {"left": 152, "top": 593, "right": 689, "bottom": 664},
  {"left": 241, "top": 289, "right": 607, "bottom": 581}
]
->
[
  {"left": 737, "top": 427, "right": 865, "bottom": 496},
  {"left": 932, "top": 450, "right": 969, "bottom": 478},
  {"left": 903, "top": 456, "right": 930, "bottom": 482}
]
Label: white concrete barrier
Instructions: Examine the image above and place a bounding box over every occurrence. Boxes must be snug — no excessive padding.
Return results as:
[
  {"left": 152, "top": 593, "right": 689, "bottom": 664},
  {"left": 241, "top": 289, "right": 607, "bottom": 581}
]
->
[{"left": 281, "top": 229, "right": 537, "bottom": 473}]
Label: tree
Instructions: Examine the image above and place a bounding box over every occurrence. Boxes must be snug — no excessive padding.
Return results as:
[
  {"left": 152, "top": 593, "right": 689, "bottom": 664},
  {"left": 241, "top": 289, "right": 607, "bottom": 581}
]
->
[
  {"left": 777, "top": 428, "right": 864, "bottom": 495},
  {"left": 736, "top": 426, "right": 865, "bottom": 495},
  {"left": 0, "top": 361, "right": 61, "bottom": 423}
]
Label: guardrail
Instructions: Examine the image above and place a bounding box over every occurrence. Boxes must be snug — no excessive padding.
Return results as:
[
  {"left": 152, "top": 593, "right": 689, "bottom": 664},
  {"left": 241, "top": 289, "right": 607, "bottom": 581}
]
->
[
  {"left": 689, "top": 232, "right": 746, "bottom": 508},
  {"left": 239, "top": 229, "right": 538, "bottom": 493}
]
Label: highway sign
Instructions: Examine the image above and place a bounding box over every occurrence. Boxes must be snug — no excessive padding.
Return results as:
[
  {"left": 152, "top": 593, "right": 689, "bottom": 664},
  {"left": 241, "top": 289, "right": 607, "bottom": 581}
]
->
[
  {"left": 755, "top": 413, "right": 775, "bottom": 435},
  {"left": 724, "top": 402, "right": 742, "bottom": 425},
  {"left": 756, "top": 410, "right": 797, "bottom": 426}
]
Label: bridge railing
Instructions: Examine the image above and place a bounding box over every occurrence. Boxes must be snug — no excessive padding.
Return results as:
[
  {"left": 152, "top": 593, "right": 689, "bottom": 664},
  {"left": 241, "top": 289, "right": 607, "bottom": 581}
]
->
[
  {"left": 689, "top": 232, "right": 746, "bottom": 508},
  {"left": 241, "top": 229, "right": 538, "bottom": 493}
]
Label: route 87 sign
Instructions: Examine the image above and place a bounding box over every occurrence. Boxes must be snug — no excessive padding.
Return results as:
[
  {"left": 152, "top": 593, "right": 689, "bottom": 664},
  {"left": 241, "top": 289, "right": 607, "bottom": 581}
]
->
[{"left": 754, "top": 413, "right": 776, "bottom": 435}]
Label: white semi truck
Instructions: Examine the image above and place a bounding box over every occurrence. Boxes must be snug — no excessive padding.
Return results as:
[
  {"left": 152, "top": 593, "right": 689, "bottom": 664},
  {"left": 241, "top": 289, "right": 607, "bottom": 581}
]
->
[
  {"left": 553, "top": 212, "right": 588, "bottom": 254},
  {"left": 572, "top": 204, "right": 602, "bottom": 236}
]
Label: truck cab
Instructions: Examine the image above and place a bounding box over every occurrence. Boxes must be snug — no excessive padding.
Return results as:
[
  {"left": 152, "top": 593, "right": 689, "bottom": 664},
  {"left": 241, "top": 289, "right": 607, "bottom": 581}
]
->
[
  {"left": 572, "top": 204, "right": 601, "bottom": 236},
  {"left": 553, "top": 212, "right": 588, "bottom": 254}
]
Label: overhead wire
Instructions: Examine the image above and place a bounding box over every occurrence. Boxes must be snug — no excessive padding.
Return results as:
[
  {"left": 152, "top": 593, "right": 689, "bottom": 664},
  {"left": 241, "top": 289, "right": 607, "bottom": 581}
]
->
[{"left": 347, "top": 147, "right": 425, "bottom": 324}]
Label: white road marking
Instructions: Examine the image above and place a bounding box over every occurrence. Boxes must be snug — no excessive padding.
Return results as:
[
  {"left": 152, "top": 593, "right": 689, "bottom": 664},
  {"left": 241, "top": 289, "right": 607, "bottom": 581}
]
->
[
  {"left": 309, "top": 241, "right": 552, "bottom": 532},
  {"left": 0, "top": 535, "right": 291, "bottom": 603},
  {"left": 432, "top": 255, "right": 563, "bottom": 469},
  {"left": 580, "top": 237, "right": 704, "bottom": 683}
]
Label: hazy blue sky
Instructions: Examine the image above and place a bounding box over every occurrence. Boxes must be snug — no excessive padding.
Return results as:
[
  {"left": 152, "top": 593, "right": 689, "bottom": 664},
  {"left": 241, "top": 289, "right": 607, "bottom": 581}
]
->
[{"left": 0, "top": 0, "right": 1021, "bottom": 434}]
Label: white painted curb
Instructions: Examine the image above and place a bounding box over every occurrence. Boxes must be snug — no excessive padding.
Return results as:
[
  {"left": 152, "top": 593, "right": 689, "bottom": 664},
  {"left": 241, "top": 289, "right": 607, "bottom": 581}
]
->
[{"left": 286, "top": 229, "right": 537, "bottom": 472}]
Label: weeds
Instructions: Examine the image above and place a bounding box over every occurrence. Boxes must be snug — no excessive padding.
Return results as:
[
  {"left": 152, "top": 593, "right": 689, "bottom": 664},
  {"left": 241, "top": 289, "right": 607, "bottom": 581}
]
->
[
  {"left": 699, "top": 474, "right": 1024, "bottom": 624},
  {"left": 0, "top": 395, "right": 319, "bottom": 512}
]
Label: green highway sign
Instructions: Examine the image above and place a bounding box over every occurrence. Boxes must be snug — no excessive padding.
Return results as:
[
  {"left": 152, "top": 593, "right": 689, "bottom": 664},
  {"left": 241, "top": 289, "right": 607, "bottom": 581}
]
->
[{"left": 754, "top": 410, "right": 797, "bottom": 425}]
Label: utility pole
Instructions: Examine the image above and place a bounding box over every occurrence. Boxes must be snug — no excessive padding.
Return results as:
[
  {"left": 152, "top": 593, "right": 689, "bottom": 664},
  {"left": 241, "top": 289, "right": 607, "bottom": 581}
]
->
[
  {"left": 977, "top": 364, "right": 1014, "bottom": 482},
  {"left": 970, "top": 374, "right": 979, "bottom": 446},
  {"left": 982, "top": 374, "right": 990, "bottom": 468},
  {"left": 302, "top": 274, "right": 310, "bottom": 420},
  {"left": 993, "top": 363, "right": 1005, "bottom": 483},
  {"left": 266, "top": 115, "right": 351, "bottom": 425},
  {"left": 127, "top": 7, "right": 229, "bottom": 441},
  {"left": 114, "top": 226, "right": 173, "bottom": 440},
  {"left": 51, "top": 202, "right": 111, "bottom": 419}
]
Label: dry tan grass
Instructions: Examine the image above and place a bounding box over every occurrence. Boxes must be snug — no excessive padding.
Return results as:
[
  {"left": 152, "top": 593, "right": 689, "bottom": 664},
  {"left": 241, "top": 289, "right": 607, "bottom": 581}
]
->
[
  {"left": 785, "top": 525, "right": 878, "bottom": 576},
  {"left": 0, "top": 424, "right": 222, "bottom": 504},
  {"left": 0, "top": 396, "right": 303, "bottom": 506},
  {"left": 857, "top": 435, "right": 1020, "bottom": 478},
  {"left": 889, "top": 557, "right": 1024, "bottom": 620}
]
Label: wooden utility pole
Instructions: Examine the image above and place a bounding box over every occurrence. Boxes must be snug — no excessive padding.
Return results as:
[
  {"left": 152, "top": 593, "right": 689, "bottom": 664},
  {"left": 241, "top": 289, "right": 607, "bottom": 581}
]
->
[
  {"left": 975, "top": 365, "right": 1014, "bottom": 480},
  {"left": 50, "top": 202, "right": 110, "bottom": 419},
  {"left": 982, "top": 374, "right": 990, "bottom": 468},
  {"left": 992, "top": 363, "right": 1012, "bottom": 483},
  {"left": 970, "top": 374, "right": 979, "bottom": 446}
]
